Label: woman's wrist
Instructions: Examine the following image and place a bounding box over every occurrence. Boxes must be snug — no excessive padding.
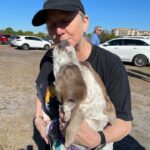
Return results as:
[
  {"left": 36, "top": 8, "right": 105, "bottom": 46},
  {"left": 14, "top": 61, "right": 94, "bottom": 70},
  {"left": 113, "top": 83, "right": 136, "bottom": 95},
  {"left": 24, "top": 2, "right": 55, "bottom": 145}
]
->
[{"left": 94, "top": 131, "right": 106, "bottom": 149}]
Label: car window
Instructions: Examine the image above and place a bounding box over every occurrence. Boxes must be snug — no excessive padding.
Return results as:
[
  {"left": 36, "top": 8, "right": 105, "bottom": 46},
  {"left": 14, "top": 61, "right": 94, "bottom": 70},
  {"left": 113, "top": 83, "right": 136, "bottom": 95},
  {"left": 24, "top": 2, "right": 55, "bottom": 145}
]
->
[
  {"left": 11, "top": 36, "right": 20, "bottom": 40},
  {"left": 124, "top": 39, "right": 149, "bottom": 46},
  {"left": 32, "top": 37, "right": 42, "bottom": 41},
  {"left": 108, "top": 39, "right": 124, "bottom": 46},
  {"left": 25, "top": 37, "right": 41, "bottom": 41},
  {"left": 0, "top": 35, "right": 11, "bottom": 38},
  {"left": 4, "top": 35, "right": 11, "bottom": 38},
  {"left": 25, "top": 37, "right": 34, "bottom": 40}
]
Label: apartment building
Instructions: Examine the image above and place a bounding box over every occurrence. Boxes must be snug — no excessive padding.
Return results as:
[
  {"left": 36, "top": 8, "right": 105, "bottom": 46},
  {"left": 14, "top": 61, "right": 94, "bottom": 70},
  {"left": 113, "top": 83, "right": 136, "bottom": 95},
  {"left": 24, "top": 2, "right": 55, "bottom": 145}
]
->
[{"left": 112, "top": 28, "right": 150, "bottom": 37}]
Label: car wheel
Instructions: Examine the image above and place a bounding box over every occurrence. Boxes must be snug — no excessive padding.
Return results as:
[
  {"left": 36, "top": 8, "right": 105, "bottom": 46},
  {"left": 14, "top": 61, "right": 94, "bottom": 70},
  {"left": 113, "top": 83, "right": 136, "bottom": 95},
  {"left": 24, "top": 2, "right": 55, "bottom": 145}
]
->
[
  {"left": 22, "top": 44, "right": 29, "bottom": 50},
  {"left": 44, "top": 44, "right": 50, "bottom": 50},
  {"left": 133, "top": 54, "right": 148, "bottom": 67}
]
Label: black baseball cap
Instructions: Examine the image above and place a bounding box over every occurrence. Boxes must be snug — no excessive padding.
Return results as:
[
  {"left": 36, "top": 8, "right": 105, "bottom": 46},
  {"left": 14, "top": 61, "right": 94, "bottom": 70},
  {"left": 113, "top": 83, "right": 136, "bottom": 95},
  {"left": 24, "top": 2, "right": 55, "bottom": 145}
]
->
[{"left": 32, "top": 0, "right": 85, "bottom": 26}]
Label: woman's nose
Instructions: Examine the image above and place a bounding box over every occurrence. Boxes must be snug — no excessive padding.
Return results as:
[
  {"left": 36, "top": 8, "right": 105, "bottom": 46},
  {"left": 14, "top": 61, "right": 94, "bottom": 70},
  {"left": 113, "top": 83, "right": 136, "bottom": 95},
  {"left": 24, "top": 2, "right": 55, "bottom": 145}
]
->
[{"left": 56, "top": 27, "right": 65, "bottom": 35}]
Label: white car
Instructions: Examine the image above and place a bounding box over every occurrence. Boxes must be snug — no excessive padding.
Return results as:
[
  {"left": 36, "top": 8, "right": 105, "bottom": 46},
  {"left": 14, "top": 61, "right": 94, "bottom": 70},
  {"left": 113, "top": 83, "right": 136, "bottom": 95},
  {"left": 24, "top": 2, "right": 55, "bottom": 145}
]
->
[
  {"left": 11, "top": 35, "right": 51, "bottom": 50},
  {"left": 100, "top": 38, "right": 150, "bottom": 67}
]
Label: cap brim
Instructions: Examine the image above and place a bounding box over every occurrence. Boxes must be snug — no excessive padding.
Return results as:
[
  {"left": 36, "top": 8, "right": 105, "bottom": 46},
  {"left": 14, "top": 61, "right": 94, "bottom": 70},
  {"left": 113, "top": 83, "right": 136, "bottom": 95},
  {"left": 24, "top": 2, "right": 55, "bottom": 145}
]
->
[
  {"left": 32, "top": 9, "right": 47, "bottom": 26},
  {"left": 32, "top": 4, "right": 81, "bottom": 26}
]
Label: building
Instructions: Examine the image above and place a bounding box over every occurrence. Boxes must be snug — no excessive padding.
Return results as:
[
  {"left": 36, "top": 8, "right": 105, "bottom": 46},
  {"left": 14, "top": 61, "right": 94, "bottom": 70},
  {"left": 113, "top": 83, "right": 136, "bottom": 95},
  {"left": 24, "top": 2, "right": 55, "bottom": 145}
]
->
[
  {"left": 139, "top": 30, "right": 150, "bottom": 36},
  {"left": 112, "top": 28, "right": 150, "bottom": 37}
]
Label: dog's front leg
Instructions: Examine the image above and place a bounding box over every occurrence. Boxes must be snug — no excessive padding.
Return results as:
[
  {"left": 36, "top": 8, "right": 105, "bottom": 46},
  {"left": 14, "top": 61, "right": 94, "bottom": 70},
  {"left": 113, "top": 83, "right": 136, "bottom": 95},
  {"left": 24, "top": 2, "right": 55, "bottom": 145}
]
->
[{"left": 65, "top": 105, "right": 84, "bottom": 147}]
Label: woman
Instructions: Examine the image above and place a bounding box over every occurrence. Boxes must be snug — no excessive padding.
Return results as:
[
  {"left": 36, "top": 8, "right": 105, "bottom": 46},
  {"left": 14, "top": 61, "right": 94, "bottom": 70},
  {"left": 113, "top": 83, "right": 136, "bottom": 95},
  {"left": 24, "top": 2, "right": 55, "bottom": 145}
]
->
[{"left": 32, "top": 0, "right": 132, "bottom": 149}]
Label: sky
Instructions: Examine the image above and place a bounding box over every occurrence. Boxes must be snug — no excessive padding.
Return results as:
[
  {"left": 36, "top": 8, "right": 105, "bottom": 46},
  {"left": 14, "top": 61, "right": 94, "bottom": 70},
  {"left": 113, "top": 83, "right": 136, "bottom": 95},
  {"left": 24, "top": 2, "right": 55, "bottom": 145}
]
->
[{"left": 0, "top": 0, "right": 150, "bottom": 34}]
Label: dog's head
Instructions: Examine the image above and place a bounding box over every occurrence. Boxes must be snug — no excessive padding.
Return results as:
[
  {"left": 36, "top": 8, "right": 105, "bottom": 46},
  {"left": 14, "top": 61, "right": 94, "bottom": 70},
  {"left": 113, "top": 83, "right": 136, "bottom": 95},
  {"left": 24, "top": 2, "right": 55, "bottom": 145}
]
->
[
  {"left": 53, "top": 40, "right": 78, "bottom": 68},
  {"left": 55, "top": 63, "right": 87, "bottom": 122}
]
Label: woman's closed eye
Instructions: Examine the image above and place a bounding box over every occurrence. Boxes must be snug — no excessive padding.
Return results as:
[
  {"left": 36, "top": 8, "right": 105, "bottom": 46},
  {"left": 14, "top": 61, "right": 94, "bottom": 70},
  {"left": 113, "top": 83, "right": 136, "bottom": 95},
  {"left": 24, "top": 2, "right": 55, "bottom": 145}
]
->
[{"left": 47, "top": 19, "right": 71, "bottom": 30}]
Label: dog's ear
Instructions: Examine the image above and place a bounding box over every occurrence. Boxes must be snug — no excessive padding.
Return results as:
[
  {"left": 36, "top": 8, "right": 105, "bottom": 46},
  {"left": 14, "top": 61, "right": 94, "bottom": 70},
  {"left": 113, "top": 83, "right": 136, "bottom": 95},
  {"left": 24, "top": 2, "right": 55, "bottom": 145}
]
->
[
  {"left": 55, "top": 74, "right": 66, "bottom": 103},
  {"left": 55, "top": 74, "right": 63, "bottom": 92},
  {"left": 65, "top": 106, "right": 84, "bottom": 147}
]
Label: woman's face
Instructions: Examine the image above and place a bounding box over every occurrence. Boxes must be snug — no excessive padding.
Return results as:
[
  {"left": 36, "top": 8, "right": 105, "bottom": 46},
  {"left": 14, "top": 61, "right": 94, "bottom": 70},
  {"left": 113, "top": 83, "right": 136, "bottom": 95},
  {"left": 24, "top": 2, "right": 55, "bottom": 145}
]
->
[{"left": 46, "top": 10, "right": 89, "bottom": 47}]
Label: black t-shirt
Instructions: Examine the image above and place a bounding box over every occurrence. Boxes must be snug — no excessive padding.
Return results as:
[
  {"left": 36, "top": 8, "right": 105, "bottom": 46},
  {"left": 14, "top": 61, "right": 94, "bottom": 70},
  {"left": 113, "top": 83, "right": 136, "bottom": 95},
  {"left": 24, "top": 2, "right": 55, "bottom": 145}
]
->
[{"left": 36, "top": 45, "right": 133, "bottom": 121}]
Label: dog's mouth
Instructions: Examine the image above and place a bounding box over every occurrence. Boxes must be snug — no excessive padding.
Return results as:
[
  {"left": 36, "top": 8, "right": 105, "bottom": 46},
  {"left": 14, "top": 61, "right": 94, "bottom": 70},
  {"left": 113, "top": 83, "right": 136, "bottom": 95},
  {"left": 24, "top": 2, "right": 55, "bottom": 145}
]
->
[
  {"left": 58, "top": 40, "right": 70, "bottom": 48},
  {"left": 56, "top": 40, "right": 74, "bottom": 52}
]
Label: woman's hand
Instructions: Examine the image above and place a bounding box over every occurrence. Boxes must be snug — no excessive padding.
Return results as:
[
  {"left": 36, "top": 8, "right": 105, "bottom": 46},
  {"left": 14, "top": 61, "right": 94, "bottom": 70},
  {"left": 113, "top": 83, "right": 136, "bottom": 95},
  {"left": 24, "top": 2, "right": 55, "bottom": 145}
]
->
[
  {"left": 59, "top": 107, "right": 100, "bottom": 148},
  {"left": 34, "top": 116, "right": 49, "bottom": 144},
  {"left": 75, "top": 121, "right": 100, "bottom": 148}
]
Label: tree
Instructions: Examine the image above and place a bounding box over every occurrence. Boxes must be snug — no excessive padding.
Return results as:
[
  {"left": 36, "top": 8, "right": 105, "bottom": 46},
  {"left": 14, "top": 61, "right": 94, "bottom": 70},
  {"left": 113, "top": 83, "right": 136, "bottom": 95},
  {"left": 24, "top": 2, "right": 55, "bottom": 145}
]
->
[
  {"left": 24, "top": 31, "right": 34, "bottom": 36},
  {"left": 100, "top": 30, "right": 118, "bottom": 43},
  {"left": 35, "top": 32, "right": 47, "bottom": 38},
  {"left": 0, "top": 30, "right": 5, "bottom": 34},
  {"left": 4, "top": 27, "right": 14, "bottom": 35},
  {"left": 86, "top": 31, "right": 118, "bottom": 44},
  {"left": 16, "top": 30, "right": 24, "bottom": 35}
]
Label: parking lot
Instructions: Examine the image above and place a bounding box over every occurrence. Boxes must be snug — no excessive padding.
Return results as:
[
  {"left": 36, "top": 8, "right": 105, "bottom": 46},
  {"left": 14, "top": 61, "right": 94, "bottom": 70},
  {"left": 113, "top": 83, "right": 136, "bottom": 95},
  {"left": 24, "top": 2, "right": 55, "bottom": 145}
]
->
[{"left": 0, "top": 44, "right": 150, "bottom": 149}]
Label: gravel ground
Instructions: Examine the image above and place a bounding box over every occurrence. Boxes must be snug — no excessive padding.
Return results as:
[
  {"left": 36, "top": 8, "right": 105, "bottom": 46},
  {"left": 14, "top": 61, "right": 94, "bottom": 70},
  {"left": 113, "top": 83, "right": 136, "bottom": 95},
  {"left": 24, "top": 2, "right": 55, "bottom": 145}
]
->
[{"left": 0, "top": 45, "right": 149, "bottom": 150}]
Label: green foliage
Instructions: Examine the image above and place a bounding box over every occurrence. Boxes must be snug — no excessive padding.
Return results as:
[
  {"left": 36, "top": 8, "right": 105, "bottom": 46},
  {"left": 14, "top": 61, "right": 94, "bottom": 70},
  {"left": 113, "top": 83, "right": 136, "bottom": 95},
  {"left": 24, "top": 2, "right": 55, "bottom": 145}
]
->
[
  {"left": 5, "top": 27, "right": 14, "bottom": 34},
  {"left": 35, "top": 32, "right": 47, "bottom": 38},
  {"left": 100, "top": 31, "right": 118, "bottom": 43},
  {"left": 0, "top": 27, "right": 48, "bottom": 38},
  {"left": 0, "top": 27, "right": 117, "bottom": 42},
  {"left": 24, "top": 31, "right": 34, "bottom": 36},
  {"left": 86, "top": 31, "right": 118, "bottom": 44},
  {"left": 0, "top": 30, "right": 5, "bottom": 34},
  {"left": 16, "top": 30, "right": 24, "bottom": 35}
]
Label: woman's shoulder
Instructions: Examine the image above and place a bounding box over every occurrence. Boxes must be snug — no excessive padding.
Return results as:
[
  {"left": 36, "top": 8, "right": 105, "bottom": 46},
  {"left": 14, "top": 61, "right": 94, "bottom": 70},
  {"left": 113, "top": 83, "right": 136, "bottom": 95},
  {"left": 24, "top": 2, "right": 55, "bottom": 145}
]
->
[
  {"left": 40, "top": 49, "right": 53, "bottom": 69},
  {"left": 91, "top": 45, "right": 122, "bottom": 66},
  {"left": 90, "top": 45, "right": 126, "bottom": 81}
]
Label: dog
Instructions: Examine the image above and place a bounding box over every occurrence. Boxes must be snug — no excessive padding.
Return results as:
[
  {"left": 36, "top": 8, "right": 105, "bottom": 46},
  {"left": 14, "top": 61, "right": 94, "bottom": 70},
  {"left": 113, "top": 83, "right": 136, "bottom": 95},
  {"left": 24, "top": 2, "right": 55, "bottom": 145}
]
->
[{"left": 53, "top": 41, "right": 116, "bottom": 149}]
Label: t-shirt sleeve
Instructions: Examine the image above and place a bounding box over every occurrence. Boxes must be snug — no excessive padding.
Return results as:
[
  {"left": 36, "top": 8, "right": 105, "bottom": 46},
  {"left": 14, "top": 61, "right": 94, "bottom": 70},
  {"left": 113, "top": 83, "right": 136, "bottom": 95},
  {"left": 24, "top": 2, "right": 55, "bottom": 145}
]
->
[
  {"left": 35, "top": 49, "right": 54, "bottom": 103},
  {"left": 35, "top": 49, "right": 59, "bottom": 119},
  {"left": 105, "top": 56, "right": 133, "bottom": 121}
]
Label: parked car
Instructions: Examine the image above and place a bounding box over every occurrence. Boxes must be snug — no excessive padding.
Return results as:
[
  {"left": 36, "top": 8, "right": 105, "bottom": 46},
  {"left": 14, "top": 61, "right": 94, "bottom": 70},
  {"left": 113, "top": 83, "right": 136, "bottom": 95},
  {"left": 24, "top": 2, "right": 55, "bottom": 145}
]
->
[
  {"left": 42, "top": 37, "right": 55, "bottom": 48},
  {"left": 11, "top": 35, "right": 51, "bottom": 50},
  {"left": 100, "top": 38, "right": 150, "bottom": 67},
  {"left": 0, "top": 34, "right": 11, "bottom": 44},
  {"left": 10, "top": 35, "right": 20, "bottom": 46},
  {"left": 123, "top": 36, "right": 150, "bottom": 39}
]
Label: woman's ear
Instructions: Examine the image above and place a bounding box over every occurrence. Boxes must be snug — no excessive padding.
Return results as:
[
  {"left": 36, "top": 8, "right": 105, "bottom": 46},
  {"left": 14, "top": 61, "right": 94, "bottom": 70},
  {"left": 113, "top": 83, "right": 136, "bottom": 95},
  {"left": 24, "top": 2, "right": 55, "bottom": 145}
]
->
[{"left": 83, "top": 15, "right": 89, "bottom": 33}]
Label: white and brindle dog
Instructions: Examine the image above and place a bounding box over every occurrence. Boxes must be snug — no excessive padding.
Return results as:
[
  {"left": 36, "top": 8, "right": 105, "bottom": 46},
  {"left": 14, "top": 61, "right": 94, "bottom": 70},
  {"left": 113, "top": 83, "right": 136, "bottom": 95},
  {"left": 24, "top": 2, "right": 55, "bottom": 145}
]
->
[{"left": 53, "top": 41, "right": 116, "bottom": 150}]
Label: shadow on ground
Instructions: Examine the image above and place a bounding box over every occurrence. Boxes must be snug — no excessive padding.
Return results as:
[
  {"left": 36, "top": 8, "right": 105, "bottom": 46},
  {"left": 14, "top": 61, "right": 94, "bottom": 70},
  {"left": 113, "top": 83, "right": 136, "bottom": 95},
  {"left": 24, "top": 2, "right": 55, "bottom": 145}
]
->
[{"left": 127, "top": 69, "right": 150, "bottom": 82}]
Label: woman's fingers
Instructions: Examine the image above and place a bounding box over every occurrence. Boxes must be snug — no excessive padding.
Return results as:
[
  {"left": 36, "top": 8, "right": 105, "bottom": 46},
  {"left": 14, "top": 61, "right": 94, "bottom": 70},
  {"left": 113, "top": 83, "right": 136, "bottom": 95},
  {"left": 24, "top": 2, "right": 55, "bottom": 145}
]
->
[{"left": 35, "top": 117, "right": 50, "bottom": 144}]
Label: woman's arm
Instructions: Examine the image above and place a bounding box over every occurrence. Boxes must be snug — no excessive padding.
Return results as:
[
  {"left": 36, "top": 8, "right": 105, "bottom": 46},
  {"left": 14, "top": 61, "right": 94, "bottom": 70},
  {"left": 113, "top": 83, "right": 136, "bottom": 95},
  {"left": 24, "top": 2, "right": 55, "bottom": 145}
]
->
[
  {"left": 35, "top": 95, "right": 43, "bottom": 117},
  {"left": 75, "top": 118, "right": 132, "bottom": 148},
  {"left": 34, "top": 96, "right": 50, "bottom": 144}
]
